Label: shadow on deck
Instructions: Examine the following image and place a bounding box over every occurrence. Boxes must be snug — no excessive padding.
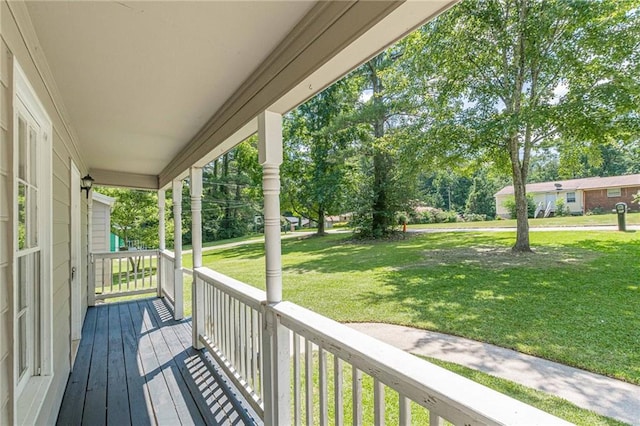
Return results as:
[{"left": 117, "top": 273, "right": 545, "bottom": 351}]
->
[{"left": 57, "top": 298, "right": 260, "bottom": 426}]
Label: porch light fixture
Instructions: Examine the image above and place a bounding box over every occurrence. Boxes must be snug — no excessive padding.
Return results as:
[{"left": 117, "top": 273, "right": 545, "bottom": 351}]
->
[{"left": 81, "top": 174, "right": 94, "bottom": 198}]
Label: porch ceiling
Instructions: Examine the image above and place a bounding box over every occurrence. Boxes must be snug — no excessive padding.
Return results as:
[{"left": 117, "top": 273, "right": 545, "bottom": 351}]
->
[{"left": 24, "top": 1, "right": 457, "bottom": 189}]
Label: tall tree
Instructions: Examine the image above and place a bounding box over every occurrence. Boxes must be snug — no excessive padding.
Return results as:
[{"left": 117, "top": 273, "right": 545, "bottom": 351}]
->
[
  {"left": 97, "top": 188, "right": 164, "bottom": 248},
  {"left": 349, "top": 50, "right": 423, "bottom": 238},
  {"left": 410, "top": 0, "right": 640, "bottom": 252},
  {"left": 282, "top": 82, "right": 358, "bottom": 235}
]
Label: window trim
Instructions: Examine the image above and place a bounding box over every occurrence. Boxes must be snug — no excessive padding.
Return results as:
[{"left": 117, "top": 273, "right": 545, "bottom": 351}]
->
[
  {"left": 13, "top": 60, "right": 53, "bottom": 423},
  {"left": 607, "top": 188, "right": 622, "bottom": 198},
  {"left": 566, "top": 192, "right": 576, "bottom": 203}
]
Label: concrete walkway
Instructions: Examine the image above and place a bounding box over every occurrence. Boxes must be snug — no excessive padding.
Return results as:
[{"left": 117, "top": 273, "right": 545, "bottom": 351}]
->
[{"left": 348, "top": 323, "right": 639, "bottom": 425}]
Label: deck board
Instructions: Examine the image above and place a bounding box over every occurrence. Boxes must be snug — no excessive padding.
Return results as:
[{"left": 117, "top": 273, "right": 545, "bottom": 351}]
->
[
  {"left": 56, "top": 307, "right": 97, "bottom": 426},
  {"left": 56, "top": 298, "right": 259, "bottom": 426}
]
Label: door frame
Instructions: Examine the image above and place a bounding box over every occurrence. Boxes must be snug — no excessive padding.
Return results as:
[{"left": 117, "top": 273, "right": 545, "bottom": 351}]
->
[{"left": 70, "top": 161, "right": 82, "bottom": 345}]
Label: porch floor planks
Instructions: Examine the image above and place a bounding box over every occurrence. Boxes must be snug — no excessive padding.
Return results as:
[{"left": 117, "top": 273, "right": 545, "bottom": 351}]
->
[
  {"left": 56, "top": 307, "right": 98, "bottom": 425},
  {"left": 57, "top": 298, "right": 259, "bottom": 426}
]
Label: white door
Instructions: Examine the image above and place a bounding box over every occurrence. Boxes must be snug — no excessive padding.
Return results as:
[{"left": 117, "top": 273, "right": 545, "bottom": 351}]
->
[{"left": 70, "top": 162, "right": 82, "bottom": 343}]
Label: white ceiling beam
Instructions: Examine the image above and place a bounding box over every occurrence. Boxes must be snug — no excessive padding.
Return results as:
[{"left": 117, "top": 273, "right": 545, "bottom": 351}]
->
[{"left": 90, "top": 168, "right": 158, "bottom": 190}]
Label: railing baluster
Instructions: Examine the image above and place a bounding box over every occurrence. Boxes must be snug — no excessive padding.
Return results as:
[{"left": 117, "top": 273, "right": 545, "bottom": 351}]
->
[
  {"left": 374, "top": 379, "right": 385, "bottom": 426},
  {"left": 334, "top": 356, "right": 343, "bottom": 425},
  {"left": 293, "top": 333, "right": 301, "bottom": 426},
  {"left": 252, "top": 308, "right": 259, "bottom": 392},
  {"left": 305, "top": 339, "right": 314, "bottom": 426},
  {"left": 352, "top": 367, "right": 362, "bottom": 426},
  {"left": 125, "top": 256, "right": 130, "bottom": 292},
  {"left": 429, "top": 412, "right": 444, "bottom": 426},
  {"left": 399, "top": 395, "right": 411, "bottom": 426},
  {"left": 319, "top": 347, "right": 328, "bottom": 426}
]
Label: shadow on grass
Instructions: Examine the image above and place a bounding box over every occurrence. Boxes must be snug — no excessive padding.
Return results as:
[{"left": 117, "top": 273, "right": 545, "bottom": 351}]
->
[{"left": 353, "top": 236, "right": 640, "bottom": 383}]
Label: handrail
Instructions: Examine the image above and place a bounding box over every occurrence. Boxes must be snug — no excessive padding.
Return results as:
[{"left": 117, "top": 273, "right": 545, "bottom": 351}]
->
[
  {"left": 92, "top": 249, "right": 160, "bottom": 260},
  {"left": 90, "top": 249, "right": 161, "bottom": 301},
  {"left": 273, "top": 301, "right": 571, "bottom": 425},
  {"left": 193, "top": 265, "right": 570, "bottom": 425}
]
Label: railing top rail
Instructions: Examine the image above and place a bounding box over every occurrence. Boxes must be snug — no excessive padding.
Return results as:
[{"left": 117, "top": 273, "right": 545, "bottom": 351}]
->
[
  {"left": 273, "top": 301, "right": 571, "bottom": 426},
  {"left": 160, "top": 249, "right": 176, "bottom": 260},
  {"left": 195, "top": 267, "right": 265, "bottom": 311},
  {"left": 91, "top": 249, "right": 160, "bottom": 259}
]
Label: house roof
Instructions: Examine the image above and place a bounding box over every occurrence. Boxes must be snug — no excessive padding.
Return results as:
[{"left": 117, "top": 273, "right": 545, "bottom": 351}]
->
[
  {"left": 92, "top": 191, "right": 116, "bottom": 207},
  {"left": 23, "top": 1, "right": 457, "bottom": 189},
  {"left": 495, "top": 174, "right": 640, "bottom": 196}
]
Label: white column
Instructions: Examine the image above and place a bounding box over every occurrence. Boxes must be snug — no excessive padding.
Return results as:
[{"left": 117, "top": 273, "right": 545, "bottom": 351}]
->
[
  {"left": 259, "top": 110, "right": 284, "bottom": 304},
  {"left": 87, "top": 192, "right": 95, "bottom": 306},
  {"left": 157, "top": 189, "right": 165, "bottom": 298},
  {"left": 258, "top": 110, "right": 290, "bottom": 426},
  {"left": 172, "top": 179, "right": 184, "bottom": 320},
  {"left": 158, "top": 189, "right": 166, "bottom": 251},
  {"left": 190, "top": 167, "right": 204, "bottom": 349}
]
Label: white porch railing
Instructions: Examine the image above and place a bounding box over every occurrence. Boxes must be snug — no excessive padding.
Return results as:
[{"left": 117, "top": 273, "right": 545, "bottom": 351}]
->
[
  {"left": 160, "top": 250, "right": 176, "bottom": 303},
  {"left": 193, "top": 267, "right": 571, "bottom": 426},
  {"left": 90, "top": 250, "right": 161, "bottom": 302}
]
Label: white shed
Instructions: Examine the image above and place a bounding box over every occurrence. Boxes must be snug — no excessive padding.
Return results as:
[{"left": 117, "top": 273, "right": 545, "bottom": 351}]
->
[
  {"left": 92, "top": 192, "right": 116, "bottom": 289},
  {"left": 92, "top": 192, "right": 115, "bottom": 252}
]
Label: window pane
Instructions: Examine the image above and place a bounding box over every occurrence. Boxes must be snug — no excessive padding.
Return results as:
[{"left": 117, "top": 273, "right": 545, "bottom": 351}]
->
[
  {"left": 29, "top": 126, "right": 38, "bottom": 186},
  {"left": 18, "top": 183, "right": 26, "bottom": 250},
  {"left": 18, "top": 116, "right": 27, "bottom": 180},
  {"left": 29, "top": 187, "right": 38, "bottom": 247},
  {"left": 18, "top": 255, "right": 27, "bottom": 310},
  {"left": 18, "top": 314, "right": 27, "bottom": 377}
]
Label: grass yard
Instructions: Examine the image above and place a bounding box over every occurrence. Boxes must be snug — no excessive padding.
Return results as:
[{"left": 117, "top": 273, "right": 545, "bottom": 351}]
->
[{"left": 185, "top": 230, "right": 640, "bottom": 386}]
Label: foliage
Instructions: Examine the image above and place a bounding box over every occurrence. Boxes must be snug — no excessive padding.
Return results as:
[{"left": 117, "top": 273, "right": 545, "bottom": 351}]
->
[
  {"left": 554, "top": 198, "right": 571, "bottom": 217},
  {"left": 181, "top": 140, "right": 262, "bottom": 245},
  {"left": 408, "top": 0, "right": 640, "bottom": 251},
  {"left": 633, "top": 191, "right": 640, "bottom": 205},
  {"left": 503, "top": 195, "right": 536, "bottom": 220},
  {"left": 97, "top": 187, "right": 169, "bottom": 248},
  {"left": 282, "top": 81, "right": 359, "bottom": 235},
  {"left": 464, "top": 169, "right": 499, "bottom": 218}
]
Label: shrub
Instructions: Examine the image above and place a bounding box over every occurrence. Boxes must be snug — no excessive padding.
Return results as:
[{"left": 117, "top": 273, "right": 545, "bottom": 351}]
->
[
  {"left": 502, "top": 195, "right": 536, "bottom": 219},
  {"left": 463, "top": 213, "right": 487, "bottom": 222},
  {"left": 554, "top": 198, "right": 570, "bottom": 217},
  {"left": 587, "top": 206, "right": 605, "bottom": 215}
]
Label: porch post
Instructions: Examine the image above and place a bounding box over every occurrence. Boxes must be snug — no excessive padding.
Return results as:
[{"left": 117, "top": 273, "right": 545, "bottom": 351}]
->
[
  {"left": 172, "top": 179, "right": 184, "bottom": 320},
  {"left": 190, "top": 167, "right": 204, "bottom": 349},
  {"left": 157, "top": 189, "right": 165, "bottom": 298},
  {"left": 258, "top": 110, "right": 290, "bottom": 426},
  {"left": 87, "top": 192, "right": 95, "bottom": 306}
]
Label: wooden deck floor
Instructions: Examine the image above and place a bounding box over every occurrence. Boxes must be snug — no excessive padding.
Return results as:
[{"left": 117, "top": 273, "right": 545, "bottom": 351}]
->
[{"left": 57, "top": 298, "right": 259, "bottom": 426}]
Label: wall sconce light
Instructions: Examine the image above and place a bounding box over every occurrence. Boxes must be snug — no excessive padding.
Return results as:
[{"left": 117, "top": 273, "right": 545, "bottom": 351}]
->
[{"left": 81, "top": 174, "right": 94, "bottom": 199}]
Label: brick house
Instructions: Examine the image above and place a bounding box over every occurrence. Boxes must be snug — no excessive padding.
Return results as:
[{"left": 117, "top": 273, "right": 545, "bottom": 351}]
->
[{"left": 495, "top": 174, "right": 640, "bottom": 218}]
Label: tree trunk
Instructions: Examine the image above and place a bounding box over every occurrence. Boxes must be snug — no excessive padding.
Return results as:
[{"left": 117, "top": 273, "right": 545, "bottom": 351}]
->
[
  {"left": 317, "top": 206, "right": 326, "bottom": 236},
  {"left": 369, "top": 58, "right": 390, "bottom": 237},
  {"left": 509, "top": 136, "right": 532, "bottom": 253}
]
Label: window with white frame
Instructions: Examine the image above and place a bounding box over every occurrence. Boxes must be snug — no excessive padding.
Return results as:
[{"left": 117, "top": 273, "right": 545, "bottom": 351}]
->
[
  {"left": 566, "top": 192, "right": 576, "bottom": 203},
  {"left": 13, "top": 61, "right": 53, "bottom": 404},
  {"left": 607, "top": 188, "right": 621, "bottom": 197}
]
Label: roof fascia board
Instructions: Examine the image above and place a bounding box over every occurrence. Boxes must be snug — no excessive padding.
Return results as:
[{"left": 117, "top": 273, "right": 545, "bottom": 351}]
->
[
  {"left": 91, "top": 168, "right": 159, "bottom": 190},
  {"left": 158, "top": 0, "right": 403, "bottom": 188},
  {"left": 270, "top": 0, "right": 457, "bottom": 114}
]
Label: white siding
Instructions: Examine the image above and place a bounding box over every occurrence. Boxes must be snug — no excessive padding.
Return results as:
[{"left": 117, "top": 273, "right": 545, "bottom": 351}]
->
[
  {"left": 1, "top": 2, "right": 90, "bottom": 423},
  {"left": 0, "top": 27, "right": 13, "bottom": 425}
]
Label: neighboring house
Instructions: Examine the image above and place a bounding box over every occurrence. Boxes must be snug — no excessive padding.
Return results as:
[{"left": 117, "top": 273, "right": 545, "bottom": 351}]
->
[
  {"left": 0, "top": 2, "right": 564, "bottom": 425},
  {"left": 495, "top": 174, "right": 640, "bottom": 218}
]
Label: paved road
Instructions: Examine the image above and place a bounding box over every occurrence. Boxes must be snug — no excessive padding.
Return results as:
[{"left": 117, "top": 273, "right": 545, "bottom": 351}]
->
[
  {"left": 349, "top": 323, "right": 640, "bottom": 425},
  {"left": 410, "top": 224, "right": 640, "bottom": 233}
]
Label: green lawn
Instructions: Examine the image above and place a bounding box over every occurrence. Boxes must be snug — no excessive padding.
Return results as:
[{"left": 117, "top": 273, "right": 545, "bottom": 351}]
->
[{"left": 186, "top": 230, "right": 640, "bottom": 386}]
